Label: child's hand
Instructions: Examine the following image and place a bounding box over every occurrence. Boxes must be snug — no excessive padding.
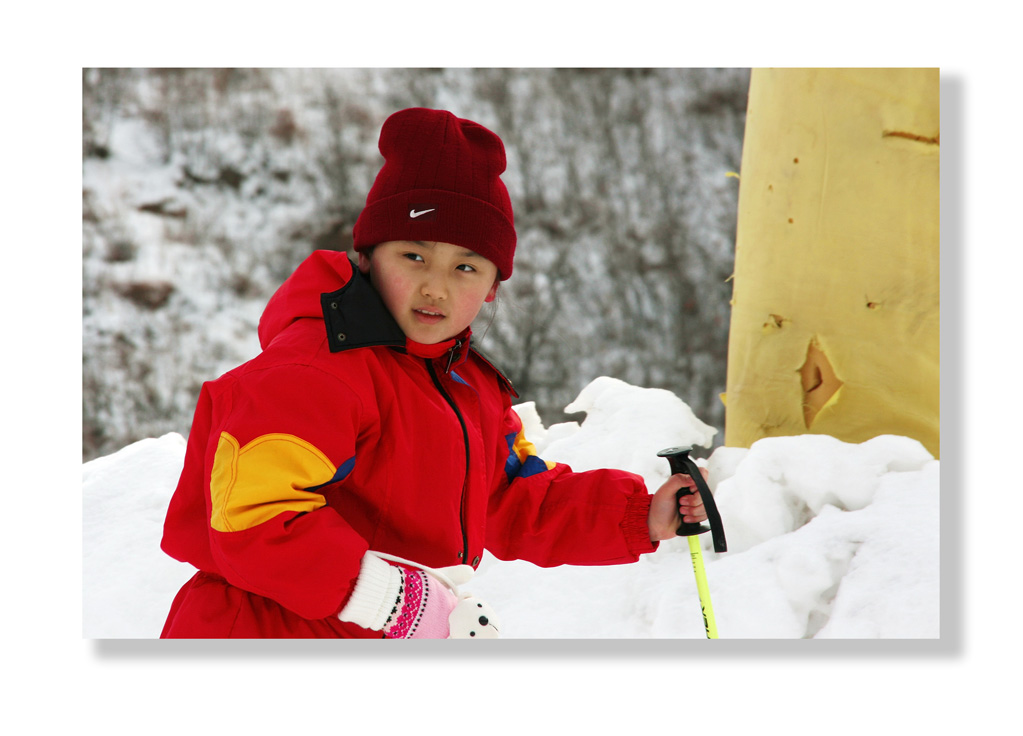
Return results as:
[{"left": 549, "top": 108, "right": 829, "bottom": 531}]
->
[{"left": 648, "top": 469, "right": 710, "bottom": 542}]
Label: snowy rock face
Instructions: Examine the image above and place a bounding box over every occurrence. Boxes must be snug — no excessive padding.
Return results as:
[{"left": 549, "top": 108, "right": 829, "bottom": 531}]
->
[
  {"left": 82, "top": 378, "right": 938, "bottom": 640},
  {"left": 82, "top": 68, "right": 749, "bottom": 461}
]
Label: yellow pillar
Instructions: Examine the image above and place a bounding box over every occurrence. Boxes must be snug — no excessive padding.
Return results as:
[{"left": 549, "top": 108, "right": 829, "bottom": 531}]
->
[{"left": 724, "top": 68, "right": 940, "bottom": 457}]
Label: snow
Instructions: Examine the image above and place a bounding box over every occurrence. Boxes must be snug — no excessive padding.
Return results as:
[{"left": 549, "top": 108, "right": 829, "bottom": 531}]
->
[{"left": 82, "top": 377, "right": 939, "bottom": 640}]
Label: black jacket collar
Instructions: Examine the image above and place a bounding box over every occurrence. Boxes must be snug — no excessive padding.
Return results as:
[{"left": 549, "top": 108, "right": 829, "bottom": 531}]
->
[{"left": 320, "top": 263, "right": 405, "bottom": 353}]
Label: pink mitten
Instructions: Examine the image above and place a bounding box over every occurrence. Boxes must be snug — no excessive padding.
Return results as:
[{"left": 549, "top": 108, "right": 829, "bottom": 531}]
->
[
  {"left": 338, "top": 552, "right": 457, "bottom": 639},
  {"left": 383, "top": 567, "right": 458, "bottom": 639}
]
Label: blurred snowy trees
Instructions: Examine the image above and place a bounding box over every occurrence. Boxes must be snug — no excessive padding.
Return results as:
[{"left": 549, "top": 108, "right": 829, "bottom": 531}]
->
[{"left": 82, "top": 68, "right": 749, "bottom": 461}]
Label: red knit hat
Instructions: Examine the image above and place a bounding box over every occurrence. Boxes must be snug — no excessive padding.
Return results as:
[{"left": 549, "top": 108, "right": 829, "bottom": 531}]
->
[{"left": 353, "top": 108, "right": 517, "bottom": 280}]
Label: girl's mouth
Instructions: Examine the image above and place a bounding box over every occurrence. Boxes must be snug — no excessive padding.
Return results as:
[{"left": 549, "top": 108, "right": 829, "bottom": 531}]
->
[{"left": 413, "top": 308, "right": 445, "bottom": 325}]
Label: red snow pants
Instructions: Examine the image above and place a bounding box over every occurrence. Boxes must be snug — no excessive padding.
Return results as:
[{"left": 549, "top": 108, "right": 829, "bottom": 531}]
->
[{"left": 160, "top": 571, "right": 378, "bottom": 639}]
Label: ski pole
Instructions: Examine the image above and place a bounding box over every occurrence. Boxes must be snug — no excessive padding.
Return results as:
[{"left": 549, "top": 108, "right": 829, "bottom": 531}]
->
[{"left": 658, "top": 446, "right": 727, "bottom": 639}]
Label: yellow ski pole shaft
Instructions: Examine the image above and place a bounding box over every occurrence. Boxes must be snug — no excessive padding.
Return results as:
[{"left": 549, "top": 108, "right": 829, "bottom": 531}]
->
[
  {"left": 658, "top": 446, "right": 728, "bottom": 640},
  {"left": 687, "top": 535, "right": 718, "bottom": 639}
]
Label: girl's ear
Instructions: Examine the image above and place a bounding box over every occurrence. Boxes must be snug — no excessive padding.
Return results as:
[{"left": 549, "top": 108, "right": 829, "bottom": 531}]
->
[
  {"left": 484, "top": 280, "right": 499, "bottom": 303},
  {"left": 357, "top": 250, "right": 372, "bottom": 274}
]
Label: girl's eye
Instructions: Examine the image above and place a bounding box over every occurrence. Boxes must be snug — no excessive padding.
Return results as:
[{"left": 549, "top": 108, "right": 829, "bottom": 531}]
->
[
  {"left": 456, "top": 264, "right": 477, "bottom": 273},
  {"left": 402, "top": 253, "right": 425, "bottom": 263}
]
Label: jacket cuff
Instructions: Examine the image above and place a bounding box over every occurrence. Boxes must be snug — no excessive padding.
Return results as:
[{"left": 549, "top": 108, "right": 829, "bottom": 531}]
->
[
  {"left": 622, "top": 490, "right": 659, "bottom": 557},
  {"left": 337, "top": 552, "right": 403, "bottom": 630}
]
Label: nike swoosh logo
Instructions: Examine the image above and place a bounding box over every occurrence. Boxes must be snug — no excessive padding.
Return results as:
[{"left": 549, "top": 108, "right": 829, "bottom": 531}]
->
[{"left": 409, "top": 208, "right": 435, "bottom": 218}]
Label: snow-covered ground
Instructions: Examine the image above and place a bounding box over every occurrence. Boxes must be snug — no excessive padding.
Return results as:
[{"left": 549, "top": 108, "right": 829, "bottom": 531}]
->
[{"left": 83, "top": 376, "right": 938, "bottom": 640}]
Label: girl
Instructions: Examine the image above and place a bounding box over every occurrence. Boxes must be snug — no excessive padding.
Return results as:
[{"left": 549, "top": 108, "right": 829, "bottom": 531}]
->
[{"left": 160, "top": 107, "right": 707, "bottom": 638}]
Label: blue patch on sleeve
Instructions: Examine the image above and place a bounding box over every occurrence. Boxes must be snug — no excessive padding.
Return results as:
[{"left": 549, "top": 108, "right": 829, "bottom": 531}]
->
[
  {"left": 503, "top": 432, "right": 551, "bottom": 482},
  {"left": 504, "top": 432, "right": 521, "bottom": 481},
  {"left": 517, "top": 455, "right": 550, "bottom": 479},
  {"left": 304, "top": 454, "right": 356, "bottom": 492}
]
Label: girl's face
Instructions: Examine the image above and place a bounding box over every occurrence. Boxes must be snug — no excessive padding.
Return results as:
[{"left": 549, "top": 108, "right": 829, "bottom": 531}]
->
[{"left": 359, "top": 240, "right": 499, "bottom": 345}]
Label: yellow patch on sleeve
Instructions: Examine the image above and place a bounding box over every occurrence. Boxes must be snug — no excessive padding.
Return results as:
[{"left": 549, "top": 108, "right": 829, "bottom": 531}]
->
[
  {"left": 512, "top": 428, "right": 556, "bottom": 471},
  {"left": 210, "top": 432, "right": 335, "bottom": 533}
]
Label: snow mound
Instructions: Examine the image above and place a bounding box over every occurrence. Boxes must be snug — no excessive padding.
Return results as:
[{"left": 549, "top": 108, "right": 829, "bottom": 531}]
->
[
  {"left": 534, "top": 376, "right": 717, "bottom": 490},
  {"left": 711, "top": 433, "right": 934, "bottom": 553},
  {"left": 82, "top": 433, "right": 194, "bottom": 638}
]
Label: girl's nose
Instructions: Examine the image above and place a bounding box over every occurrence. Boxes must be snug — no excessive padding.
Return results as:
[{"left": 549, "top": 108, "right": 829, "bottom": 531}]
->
[{"left": 421, "top": 273, "right": 447, "bottom": 300}]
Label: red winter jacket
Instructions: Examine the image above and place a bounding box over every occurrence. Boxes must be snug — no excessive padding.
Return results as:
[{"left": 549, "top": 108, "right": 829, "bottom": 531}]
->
[{"left": 160, "top": 250, "right": 656, "bottom": 638}]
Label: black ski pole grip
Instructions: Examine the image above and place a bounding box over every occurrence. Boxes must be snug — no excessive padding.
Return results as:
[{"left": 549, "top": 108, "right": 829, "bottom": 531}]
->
[{"left": 658, "top": 446, "right": 728, "bottom": 553}]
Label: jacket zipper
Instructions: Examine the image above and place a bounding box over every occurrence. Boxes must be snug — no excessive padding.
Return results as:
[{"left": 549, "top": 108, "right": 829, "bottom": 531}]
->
[{"left": 425, "top": 357, "right": 471, "bottom": 564}]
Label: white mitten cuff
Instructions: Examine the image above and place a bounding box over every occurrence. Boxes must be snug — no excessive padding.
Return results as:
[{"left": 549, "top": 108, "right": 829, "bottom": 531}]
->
[{"left": 337, "top": 551, "right": 404, "bottom": 631}]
